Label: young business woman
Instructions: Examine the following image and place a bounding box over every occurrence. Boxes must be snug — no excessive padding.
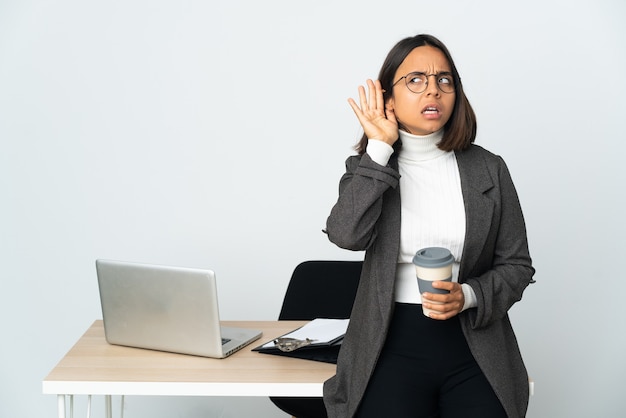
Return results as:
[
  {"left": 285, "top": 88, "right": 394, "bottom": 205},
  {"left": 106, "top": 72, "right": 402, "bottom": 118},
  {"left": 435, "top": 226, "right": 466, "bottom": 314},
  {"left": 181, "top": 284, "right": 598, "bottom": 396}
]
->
[{"left": 323, "top": 34, "right": 535, "bottom": 418}]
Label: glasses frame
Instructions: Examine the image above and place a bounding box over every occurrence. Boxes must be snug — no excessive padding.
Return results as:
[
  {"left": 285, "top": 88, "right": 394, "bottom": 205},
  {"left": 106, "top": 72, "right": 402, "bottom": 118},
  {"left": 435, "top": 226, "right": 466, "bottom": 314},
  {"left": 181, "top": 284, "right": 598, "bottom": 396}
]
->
[{"left": 392, "top": 71, "right": 456, "bottom": 94}]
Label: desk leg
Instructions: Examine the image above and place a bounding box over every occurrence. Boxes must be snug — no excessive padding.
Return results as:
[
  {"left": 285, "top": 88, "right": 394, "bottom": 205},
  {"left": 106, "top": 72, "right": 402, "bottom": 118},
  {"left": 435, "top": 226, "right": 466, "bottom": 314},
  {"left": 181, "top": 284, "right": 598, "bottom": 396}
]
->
[
  {"left": 57, "top": 395, "right": 65, "bottom": 418},
  {"left": 56, "top": 395, "right": 75, "bottom": 418},
  {"left": 105, "top": 395, "right": 112, "bottom": 418}
]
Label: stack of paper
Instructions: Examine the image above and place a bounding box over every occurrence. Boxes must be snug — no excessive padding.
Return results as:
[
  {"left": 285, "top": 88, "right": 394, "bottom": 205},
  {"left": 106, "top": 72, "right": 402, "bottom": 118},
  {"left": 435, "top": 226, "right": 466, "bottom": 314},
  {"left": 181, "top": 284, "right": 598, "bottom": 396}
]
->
[{"left": 259, "top": 318, "right": 349, "bottom": 349}]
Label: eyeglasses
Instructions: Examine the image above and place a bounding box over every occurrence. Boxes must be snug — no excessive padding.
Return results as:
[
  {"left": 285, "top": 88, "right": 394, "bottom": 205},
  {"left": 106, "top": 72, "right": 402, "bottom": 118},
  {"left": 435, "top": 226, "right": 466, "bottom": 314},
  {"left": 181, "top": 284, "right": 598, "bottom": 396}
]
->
[
  {"left": 273, "top": 337, "right": 316, "bottom": 352},
  {"left": 392, "top": 71, "right": 455, "bottom": 94}
]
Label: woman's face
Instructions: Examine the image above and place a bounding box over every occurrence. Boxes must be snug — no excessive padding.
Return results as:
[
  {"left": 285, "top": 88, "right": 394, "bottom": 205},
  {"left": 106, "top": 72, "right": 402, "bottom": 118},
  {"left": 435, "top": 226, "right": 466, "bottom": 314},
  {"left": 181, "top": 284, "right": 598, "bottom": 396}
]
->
[{"left": 387, "top": 46, "right": 456, "bottom": 136}]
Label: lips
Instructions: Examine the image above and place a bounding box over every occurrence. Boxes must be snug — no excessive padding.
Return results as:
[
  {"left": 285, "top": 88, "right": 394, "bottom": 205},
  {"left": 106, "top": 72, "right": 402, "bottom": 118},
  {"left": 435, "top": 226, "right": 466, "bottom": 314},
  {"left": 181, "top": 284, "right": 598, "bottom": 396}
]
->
[{"left": 422, "top": 105, "right": 440, "bottom": 115}]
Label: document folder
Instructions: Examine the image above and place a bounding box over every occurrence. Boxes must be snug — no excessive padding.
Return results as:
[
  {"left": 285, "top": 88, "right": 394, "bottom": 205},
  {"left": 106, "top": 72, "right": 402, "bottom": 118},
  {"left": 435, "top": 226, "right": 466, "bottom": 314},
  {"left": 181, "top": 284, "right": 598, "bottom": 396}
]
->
[{"left": 253, "top": 318, "right": 349, "bottom": 364}]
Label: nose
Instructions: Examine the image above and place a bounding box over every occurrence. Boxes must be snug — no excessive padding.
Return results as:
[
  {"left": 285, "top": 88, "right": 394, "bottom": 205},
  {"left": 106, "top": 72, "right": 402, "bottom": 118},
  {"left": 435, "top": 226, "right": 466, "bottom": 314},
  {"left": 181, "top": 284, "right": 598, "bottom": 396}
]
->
[{"left": 424, "top": 75, "right": 440, "bottom": 96}]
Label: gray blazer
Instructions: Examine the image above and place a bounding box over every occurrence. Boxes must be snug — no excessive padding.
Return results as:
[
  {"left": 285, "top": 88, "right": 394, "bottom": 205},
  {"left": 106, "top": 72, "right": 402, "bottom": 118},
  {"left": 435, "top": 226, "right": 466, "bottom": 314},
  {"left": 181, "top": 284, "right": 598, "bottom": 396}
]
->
[{"left": 323, "top": 144, "right": 535, "bottom": 418}]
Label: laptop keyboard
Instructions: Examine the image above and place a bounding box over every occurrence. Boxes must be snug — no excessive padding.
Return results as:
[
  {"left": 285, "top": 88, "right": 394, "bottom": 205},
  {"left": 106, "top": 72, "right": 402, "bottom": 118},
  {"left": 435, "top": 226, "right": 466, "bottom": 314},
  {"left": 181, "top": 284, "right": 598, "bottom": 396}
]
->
[{"left": 221, "top": 338, "right": 231, "bottom": 345}]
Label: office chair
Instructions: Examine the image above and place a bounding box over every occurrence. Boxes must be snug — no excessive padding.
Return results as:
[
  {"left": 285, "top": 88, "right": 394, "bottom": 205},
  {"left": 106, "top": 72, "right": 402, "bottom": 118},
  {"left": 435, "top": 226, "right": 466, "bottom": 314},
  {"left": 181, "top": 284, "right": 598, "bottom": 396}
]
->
[{"left": 270, "top": 260, "right": 363, "bottom": 418}]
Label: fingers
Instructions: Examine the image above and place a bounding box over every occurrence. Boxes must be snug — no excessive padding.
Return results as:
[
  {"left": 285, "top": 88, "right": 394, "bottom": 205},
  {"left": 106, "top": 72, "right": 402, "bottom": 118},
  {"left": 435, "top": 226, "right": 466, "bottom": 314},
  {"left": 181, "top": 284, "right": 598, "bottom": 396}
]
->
[
  {"left": 373, "top": 79, "right": 385, "bottom": 111},
  {"left": 359, "top": 83, "right": 369, "bottom": 111},
  {"left": 347, "top": 95, "right": 373, "bottom": 129},
  {"left": 422, "top": 282, "right": 464, "bottom": 320},
  {"left": 347, "top": 97, "right": 362, "bottom": 117},
  {"left": 367, "top": 79, "right": 383, "bottom": 111},
  {"left": 423, "top": 300, "right": 462, "bottom": 320},
  {"left": 431, "top": 280, "right": 456, "bottom": 292},
  {"left": 349, "top": 79, "right": 384, "bottom": 114},
  {"left": 347, "top": 79, "right": 399, "bottom": 145}
]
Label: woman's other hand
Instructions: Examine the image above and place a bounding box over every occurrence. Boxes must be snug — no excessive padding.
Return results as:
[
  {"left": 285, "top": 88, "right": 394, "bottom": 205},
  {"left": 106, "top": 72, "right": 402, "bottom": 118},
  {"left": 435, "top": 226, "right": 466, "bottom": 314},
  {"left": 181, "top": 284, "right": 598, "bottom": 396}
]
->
[
  {"left": 422, "top": 281, "right": 465, "bottom": 320},
  {"left": 348, "top": 79, "right": 399, "bottom": 146}
]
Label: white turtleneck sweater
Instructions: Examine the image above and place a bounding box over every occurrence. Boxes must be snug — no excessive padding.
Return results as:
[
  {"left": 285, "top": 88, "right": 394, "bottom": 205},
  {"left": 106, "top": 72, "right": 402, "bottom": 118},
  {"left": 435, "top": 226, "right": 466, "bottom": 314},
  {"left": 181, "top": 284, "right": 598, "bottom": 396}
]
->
[{"left": 366, "top": 130, "right": 477, "bottom": 311}]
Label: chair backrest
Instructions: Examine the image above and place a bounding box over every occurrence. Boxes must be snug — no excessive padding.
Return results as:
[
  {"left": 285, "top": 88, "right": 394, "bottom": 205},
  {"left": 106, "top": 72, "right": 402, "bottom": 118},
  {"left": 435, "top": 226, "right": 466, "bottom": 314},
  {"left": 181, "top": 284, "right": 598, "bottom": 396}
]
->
[{"left": 278, "top": 260, "right": 363, "bottom": 320}]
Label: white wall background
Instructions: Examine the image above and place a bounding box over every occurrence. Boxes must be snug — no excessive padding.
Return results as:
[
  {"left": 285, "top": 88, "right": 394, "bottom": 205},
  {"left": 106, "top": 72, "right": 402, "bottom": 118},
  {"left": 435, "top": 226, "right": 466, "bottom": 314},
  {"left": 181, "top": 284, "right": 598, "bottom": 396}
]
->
[{"left": 1, "top": 0, "right": 625, "bottom": 417}]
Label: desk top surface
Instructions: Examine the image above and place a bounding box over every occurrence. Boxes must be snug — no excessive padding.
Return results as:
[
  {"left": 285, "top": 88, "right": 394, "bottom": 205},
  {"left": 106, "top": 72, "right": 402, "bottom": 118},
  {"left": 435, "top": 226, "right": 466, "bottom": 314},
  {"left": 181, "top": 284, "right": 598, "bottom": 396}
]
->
[{"left": 43, "top": 320, "right": 336, "bottom": 397}]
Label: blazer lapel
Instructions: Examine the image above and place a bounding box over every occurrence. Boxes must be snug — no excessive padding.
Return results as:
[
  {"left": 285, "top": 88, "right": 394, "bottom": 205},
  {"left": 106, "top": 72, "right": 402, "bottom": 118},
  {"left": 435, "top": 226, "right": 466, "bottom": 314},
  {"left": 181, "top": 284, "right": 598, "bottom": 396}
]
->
[{"left": 455, "top": 149, "right": 495, "bottom": 281}]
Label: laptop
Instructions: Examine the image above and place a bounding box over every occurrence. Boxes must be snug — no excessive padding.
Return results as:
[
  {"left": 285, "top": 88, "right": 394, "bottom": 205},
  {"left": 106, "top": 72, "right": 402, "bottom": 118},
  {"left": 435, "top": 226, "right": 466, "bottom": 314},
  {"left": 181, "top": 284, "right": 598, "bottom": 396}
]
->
[{"left": 96, "top": 259, "right": 262, "bottom": 358}]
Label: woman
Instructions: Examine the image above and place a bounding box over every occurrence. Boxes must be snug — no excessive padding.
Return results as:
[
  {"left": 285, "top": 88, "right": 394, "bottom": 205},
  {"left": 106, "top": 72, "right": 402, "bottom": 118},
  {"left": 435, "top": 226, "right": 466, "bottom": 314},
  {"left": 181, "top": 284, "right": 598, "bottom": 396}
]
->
[{"left": 323, "top": 34, "right": 535, "bottom": 418}]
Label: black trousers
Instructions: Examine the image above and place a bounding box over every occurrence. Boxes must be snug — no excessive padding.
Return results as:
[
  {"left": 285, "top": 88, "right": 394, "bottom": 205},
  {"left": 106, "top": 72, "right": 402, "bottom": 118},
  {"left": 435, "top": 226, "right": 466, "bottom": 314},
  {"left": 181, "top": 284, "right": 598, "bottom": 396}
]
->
[{"left": 355, "top": 303, "right": 507, "bottom": 418}]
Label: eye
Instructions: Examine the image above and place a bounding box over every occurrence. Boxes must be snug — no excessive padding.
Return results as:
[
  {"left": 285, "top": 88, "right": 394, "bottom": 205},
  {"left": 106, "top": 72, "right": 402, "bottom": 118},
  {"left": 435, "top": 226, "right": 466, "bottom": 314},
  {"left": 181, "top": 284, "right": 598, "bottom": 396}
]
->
[
  {"left": 407, "top": 73, "right": 426, "bottom": 85},
  {"left": 438, "top": 75, "right": 453, "bottom": 85}
]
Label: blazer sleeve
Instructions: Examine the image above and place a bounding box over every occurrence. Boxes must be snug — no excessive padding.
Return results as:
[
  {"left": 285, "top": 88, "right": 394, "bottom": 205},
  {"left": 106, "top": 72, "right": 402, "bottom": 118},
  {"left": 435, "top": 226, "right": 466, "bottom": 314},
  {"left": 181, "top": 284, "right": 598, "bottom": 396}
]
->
[
  {"left": 325, "top": 153, "right": 400, "bottom": 251},
  {"left": 464, "top": 155, "right": 535, "bottom": 329}
]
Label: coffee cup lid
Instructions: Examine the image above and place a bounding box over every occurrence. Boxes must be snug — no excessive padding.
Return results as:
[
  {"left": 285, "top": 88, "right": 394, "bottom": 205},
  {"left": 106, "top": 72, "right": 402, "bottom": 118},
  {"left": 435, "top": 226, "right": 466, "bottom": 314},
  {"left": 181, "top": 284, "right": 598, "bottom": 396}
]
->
[{"left": 412, "top": 247, "right": 454, "bottom": 268}]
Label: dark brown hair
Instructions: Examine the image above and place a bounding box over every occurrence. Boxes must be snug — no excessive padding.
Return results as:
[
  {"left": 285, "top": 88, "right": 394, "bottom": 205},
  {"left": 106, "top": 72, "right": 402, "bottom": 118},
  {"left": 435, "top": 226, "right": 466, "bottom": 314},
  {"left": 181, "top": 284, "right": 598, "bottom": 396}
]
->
[{"left": 355, "top": 34, "right": 476, "bottom": 154}]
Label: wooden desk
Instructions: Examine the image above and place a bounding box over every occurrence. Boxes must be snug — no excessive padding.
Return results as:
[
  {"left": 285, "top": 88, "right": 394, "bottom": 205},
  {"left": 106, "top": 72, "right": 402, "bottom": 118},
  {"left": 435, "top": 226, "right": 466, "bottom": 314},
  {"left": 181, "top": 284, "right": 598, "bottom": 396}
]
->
[{"left": 43, "top": 320, "right": 336, "bottom": 417}]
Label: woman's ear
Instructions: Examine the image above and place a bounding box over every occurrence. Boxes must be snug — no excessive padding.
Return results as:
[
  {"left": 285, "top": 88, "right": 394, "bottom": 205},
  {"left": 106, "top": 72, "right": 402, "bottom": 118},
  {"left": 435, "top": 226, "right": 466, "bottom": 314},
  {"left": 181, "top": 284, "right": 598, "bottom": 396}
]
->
[{"left": 385, "top": 96, "right": 394, "bottom": 110}]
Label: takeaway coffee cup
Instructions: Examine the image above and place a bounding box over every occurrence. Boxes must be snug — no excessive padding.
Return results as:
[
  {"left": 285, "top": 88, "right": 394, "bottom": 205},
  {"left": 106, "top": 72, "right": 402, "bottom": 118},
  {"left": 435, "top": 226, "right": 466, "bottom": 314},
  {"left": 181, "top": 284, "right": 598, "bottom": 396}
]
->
[{"left": 412, "top": 247, "right": 455, "bottom": 316}]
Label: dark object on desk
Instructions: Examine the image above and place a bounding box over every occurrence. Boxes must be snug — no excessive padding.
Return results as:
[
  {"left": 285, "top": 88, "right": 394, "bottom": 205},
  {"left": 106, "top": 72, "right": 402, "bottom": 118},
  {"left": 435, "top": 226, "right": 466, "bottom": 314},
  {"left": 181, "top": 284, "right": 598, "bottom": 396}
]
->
[
  {"left": 269, "top": 260, "right": 362, "bottom": 418},
  {"left": 268, "top": 342, "right": 342, "bottom": 364},
  {"left": 254, "top": 317, "right": 349, "bottom": 362},
  {"left": 253, "top": 322, "right": 345, "bottom": 364}
]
